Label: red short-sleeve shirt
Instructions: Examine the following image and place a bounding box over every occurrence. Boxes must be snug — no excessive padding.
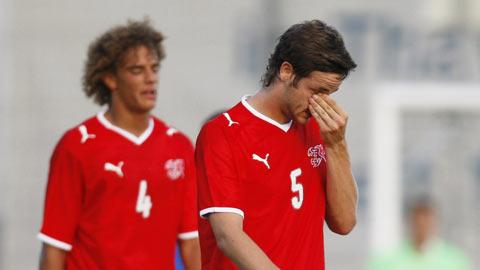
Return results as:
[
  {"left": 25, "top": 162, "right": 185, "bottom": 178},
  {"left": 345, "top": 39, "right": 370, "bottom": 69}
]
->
[
  {"left": 196, "top": 96, "right": 328, "bottom": 270},
  {"left": 39, "top": 112, "right": 198, "bottom": 270}
]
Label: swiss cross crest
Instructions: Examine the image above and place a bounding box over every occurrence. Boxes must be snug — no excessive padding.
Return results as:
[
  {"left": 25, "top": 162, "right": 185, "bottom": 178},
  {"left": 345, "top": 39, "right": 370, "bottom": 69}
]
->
[
  {"left": 164, "top": 159, "right": 185, "bottom": 180},
  {"left": 307, "top": 144, "right": 326, "bottom": 168}
]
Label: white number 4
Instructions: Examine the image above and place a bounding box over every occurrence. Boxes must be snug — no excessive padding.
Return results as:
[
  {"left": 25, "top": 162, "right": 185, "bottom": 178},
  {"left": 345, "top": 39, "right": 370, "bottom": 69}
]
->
[
  {"left": 290, "top": 168, "right": 303, "bottom": 209},
  {"left": 136, "top": 180, "right": 152, "bottom": 218}
]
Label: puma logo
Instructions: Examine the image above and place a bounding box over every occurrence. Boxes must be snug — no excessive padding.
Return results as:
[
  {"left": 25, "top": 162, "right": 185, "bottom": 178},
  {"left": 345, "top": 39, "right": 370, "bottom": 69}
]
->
[
  {"left": 252, "top": 153, "right": 270, "bottom": 169},
  {"left": 223, "top": 113, "right": 239, "bottom": 127},
  {"left": 166, "top": 127, "right": 178, "bottom": 136},
  {"left": 104, "top": 161, "right": 124, "bottom": 178},
  {"left": 78, "top": 125, "right": 96, "bottom": 143}
]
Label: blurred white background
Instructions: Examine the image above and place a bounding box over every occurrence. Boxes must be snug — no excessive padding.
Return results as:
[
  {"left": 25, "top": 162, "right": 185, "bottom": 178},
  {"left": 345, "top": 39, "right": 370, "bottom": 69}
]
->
[{"left": 1, "top": 0, "right": 479, "bottom": 269}]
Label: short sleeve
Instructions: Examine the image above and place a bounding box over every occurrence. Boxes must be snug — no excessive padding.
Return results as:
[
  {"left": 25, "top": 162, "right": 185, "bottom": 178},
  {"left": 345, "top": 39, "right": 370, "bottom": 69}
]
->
[
  {"left": 195, "top": 123, "right": 244, "bottom": 218},
  {"left": 177, "top": 139, "right": 199, "bottom": 240},
  {"left": 38, "top": 136, "right": 84, "bottom": 251}
]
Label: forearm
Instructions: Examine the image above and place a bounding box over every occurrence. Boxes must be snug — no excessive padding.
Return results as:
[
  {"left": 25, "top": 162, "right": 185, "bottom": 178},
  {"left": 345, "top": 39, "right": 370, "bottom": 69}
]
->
[
  {"left": 209, "top": 213, "right": 279, "bottom": 270},
  {"left": 179, "top": 238, "right": 201, "bottom": 270},
  {"left": 216, "top": 229, "right": 279, "bottom": 270},
  {"left": 39, "top": 244, "right": 67, "bottom": 270},
  {"left": 325, "top": 140, "right": 358, "bottom": 235}
]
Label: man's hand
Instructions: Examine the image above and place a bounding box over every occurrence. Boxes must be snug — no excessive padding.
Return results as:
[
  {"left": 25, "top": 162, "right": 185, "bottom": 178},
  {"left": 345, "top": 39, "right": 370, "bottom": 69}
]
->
[
  {"left": 308, "top": 93, "right": 357, "bottom": 235},
  {"left": 308, "top": 94, "right": 348, "bottom": 146}
]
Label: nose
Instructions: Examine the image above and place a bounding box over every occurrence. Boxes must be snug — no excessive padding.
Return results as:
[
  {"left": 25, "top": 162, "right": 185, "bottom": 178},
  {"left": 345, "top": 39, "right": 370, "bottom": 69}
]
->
[{"left": 146, "top": 68, "right": 158, "bottom": 84}]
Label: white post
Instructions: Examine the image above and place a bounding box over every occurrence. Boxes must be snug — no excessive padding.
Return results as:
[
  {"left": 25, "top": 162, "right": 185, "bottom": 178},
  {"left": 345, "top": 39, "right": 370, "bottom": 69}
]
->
[
  {"left": 0, "top": 1, "right": 13, "bottom": 269},
  {"left": 370, "top": 90, "right": 402, "bottom": 252},
  {"left": 369, "top": 83, "right": 480, "bottom": 254}
]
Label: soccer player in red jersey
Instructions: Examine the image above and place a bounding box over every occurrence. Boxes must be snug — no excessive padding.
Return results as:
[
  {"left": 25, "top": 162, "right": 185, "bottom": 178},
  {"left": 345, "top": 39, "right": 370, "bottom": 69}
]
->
[
  {"left": 195, "top": 20, "right": 358, "bottom": 269},
  {"left": 38, "top": 20, "right": 200, "bottom": 270}
]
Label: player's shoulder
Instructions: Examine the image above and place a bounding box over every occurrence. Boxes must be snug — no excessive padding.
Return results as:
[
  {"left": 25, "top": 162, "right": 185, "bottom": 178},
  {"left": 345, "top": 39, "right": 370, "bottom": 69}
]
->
[
  {"left": 435, "top": 240, "right": 470, "bottom": 263},
  {"left": 200, "top": 102, "right": 245, "bottom": 136},
  {"left": 152, "top": 117, "right": 193, "bottom": 147},
  {"left": 53, "top": 115, "right": 99, "bottom": 154}
]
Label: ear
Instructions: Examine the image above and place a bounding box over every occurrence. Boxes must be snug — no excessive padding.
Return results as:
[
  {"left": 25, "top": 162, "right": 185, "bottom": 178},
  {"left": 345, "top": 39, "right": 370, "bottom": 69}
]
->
[
  {"left": 278, "top": 61, "right": 295, "bottom": 82},
  {"left": 102, "top": 73, "right": 117, "bottom": 92}
]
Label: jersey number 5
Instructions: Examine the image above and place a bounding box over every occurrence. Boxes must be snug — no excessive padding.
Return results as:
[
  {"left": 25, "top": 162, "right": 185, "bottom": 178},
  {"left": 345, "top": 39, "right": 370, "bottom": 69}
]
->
[
  {"left": 290, "top": 168, "right": 303, "bottom": 209},
  {"left": 136, "top": 180, "right": 152, "bottom": 218}
]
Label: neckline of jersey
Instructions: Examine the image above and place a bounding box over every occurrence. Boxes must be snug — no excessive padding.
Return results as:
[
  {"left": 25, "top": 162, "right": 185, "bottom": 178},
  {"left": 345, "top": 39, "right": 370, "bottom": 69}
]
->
[
  {"left": 241, "top": 95, "right": 292, "bottom": 133},
  {"left": 96, "top": 111, "right": 154, "bottom": 145}
]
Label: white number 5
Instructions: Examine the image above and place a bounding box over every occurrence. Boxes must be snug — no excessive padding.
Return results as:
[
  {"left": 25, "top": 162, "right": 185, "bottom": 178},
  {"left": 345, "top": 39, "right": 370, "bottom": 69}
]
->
[{"left": 290, "top": 168, "right": 303, "bottom": 209}]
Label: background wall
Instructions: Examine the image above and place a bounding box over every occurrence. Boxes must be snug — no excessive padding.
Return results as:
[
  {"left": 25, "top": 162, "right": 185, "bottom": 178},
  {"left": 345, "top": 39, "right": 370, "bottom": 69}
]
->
[{"left": 1, "top": 0, "right": 479, "bottom": 269}]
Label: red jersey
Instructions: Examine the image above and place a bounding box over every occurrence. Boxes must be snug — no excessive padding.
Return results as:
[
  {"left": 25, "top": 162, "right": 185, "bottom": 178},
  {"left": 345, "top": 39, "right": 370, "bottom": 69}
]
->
[
  {"left": 38, "top": 112, "right": 198, "bottom": 270},
  {"left": 196, "top": 96, "right": 327, "bottom": 270}
]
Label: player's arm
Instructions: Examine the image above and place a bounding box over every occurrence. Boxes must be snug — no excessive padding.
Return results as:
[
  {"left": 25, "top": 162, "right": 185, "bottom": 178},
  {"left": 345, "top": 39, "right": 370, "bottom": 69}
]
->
[
  {"left": 39, "top": 243, "right": 67, "bottom": 270},
  {"left": 208, "top": 212, "right": 280, "bottom": 270},
  {"left": 38, "top": 135, "right": 82, "bottom": 269},
  {"left": 323, "top": 138, "right": 358, "bottom": 235},
  {"left": 178, "top": 238, "right": 201, "bottom": 270},
  {"left": 196, "top": 123, "right": 278, "bottom": 269},
  {"left": 309, "top": 94, "right": 358, "bottom": 235}
]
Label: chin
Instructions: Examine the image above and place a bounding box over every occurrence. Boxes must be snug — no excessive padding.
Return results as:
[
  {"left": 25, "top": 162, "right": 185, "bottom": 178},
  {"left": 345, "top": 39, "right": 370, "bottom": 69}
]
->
[
  {"left": 134, "top": 105, "right": 155, "bottom": 114},
  {"left": 295, "top": 115, "right": 309, "bottom": 125},
  {"left": 141, "top": 101, "right": 156, "bottom": 112}
]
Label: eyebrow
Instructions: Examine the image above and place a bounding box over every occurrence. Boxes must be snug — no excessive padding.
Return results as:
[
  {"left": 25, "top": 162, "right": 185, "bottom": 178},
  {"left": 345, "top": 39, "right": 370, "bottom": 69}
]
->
[
  {"left": 314, "top": 83, "right": 337, "bottom": 92},
  {"left": 316, "top": 87, "right": 329, "bottom": 93},
  {"left": 125, "top": 62, "right": 159, "bottom": 69},
  {"left": 126, "top": 65, "right": 143, "bottom": 69},
  {"left": 330, "top": 87, "right": 339, "bottom": 93}
]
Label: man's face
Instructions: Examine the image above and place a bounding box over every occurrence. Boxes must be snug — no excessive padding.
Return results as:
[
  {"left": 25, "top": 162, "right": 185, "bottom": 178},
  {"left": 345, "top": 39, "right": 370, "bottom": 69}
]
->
[
  {"left": 411, "top": 208, "right": 436, "bottom": 243},
  {"left": 109, "top": 45, "right": 160, "bottom": 113},
  {"left": 283, "top": 71, "right": 343, "bottom": 125}
]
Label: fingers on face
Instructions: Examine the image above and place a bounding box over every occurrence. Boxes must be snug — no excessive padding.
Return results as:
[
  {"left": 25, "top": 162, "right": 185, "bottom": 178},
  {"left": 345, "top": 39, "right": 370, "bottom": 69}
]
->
[
  {"left": 308, "top": 104, "right": 330, "bottom": 131},
  {"left": 309, "top": 95, "right": 347, "bottom": 130},
  {"left": 308, "top": 101, "right": 338, "bottom": 131},
  {"left": 322, "top": 95, "right": 347, "bottom": 118}
]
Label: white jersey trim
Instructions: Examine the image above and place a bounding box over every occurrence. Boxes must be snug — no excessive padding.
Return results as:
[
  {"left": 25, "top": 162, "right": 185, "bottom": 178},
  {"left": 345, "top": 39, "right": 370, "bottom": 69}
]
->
[
  {"left": 241, "top": 95, "right": 292, "bottom": 132},
  {"left": 178, "top": 231, "right": 199, "bottom": 240},
  {"left": 199, "top": 207, "right": 245, "bottom": 219},
  {"left": 37, "top": 233, "right": 72, "bottom": 251},
  {"left": 96, "top": 111, "right": 154, "bottom": 145}
]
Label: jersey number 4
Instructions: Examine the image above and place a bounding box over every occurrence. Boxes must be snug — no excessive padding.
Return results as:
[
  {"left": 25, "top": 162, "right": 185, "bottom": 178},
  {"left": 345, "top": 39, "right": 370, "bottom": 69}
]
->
[
  {"left": 136, "top": 180, "right": 152, "bottom": 218},
  {"left": 290, "top": 168, "right": 303, "bottom": 209}
]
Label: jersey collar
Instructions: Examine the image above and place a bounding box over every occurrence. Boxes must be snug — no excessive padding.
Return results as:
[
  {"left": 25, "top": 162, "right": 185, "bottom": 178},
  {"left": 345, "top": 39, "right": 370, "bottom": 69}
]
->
[
  {"left": 96, "top": 111, "right": 154, "bottom": 145},
  {"left": 241, "top": 95, "right": 292, "bottom": 132}
]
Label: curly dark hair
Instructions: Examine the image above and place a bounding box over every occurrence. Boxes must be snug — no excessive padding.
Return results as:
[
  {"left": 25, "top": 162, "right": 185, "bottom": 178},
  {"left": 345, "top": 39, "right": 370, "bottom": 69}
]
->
[
  {"left": 82, "top": 19, "right": 165, "bottom": 105},
  {"left": 262, "top": 20, "right": 357, "bottom": 87}
]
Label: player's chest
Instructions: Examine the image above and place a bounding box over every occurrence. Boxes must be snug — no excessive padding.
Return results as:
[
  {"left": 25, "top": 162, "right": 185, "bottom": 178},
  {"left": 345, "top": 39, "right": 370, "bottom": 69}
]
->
[
  {"left": 81, "top": 145, "right": 187, "bottom": 191},
  {"left": 236, "top": 131, "right": 326, "bottom": 187}
]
